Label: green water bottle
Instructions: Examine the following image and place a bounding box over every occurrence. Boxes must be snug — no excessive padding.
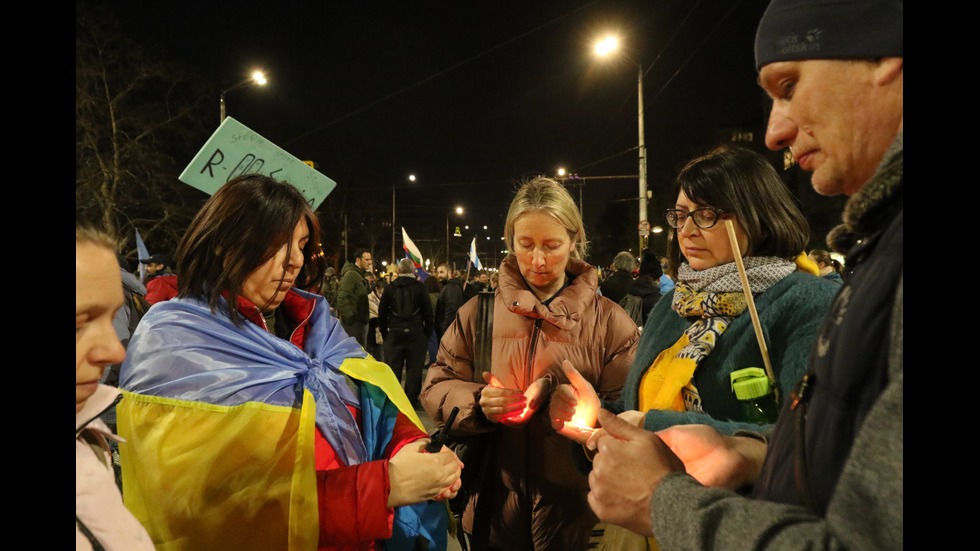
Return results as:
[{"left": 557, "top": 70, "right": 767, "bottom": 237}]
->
[{"left": 730, "top": 367, "right": 780, "bottom": 425}]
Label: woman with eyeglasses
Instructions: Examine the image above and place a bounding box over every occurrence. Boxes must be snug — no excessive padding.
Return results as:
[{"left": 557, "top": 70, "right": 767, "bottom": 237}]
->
[{"left": 551, "top": 145, "right": 838, "bottom": 444}]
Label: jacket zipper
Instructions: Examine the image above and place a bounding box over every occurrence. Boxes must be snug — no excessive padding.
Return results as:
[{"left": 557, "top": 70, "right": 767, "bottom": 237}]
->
[
  {"left": 289, "top": 304, "right": 316, "bottom": 345},
  {"left": 525, "top": 319, "right": 543, "bottom": 389}
]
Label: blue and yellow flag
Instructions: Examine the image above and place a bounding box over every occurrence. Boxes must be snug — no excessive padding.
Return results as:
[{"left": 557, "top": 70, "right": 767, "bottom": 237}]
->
[{"left": 118, "top": 290, "right": 444, "bottom": 551}]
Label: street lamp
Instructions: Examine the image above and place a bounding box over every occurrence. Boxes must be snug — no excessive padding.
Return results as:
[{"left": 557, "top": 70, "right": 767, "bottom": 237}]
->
[
  {"left": 446, "top": 206, "right": 463, "bottom": 267},
  {"left": 393, "top": 174, "right": 417, "bottom": 263},
  {"left": 595, "top": 36, "right": 648, "bottom": 252},
  {"left": 220, "top": 71, "right": 267, "bottom": 123}
]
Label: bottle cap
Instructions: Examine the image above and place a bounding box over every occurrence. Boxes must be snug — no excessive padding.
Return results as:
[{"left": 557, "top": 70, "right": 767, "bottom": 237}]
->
[{"left": 731, "top": 367, "right": 772, "bottom": 400}]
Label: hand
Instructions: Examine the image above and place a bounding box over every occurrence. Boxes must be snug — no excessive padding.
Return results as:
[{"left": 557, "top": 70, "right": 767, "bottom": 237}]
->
[
  {"left": 388, "top": 440, "right": 463, "bottom": 507},
  {"left": 479, "top": 372, "right": 548, "bottom": 426},
  {"left": 584, "top": 410, "right": 645, "bottom": 449},
  {"left": 617, "top": 409, "right": 646, "bottom": 427},
  {"left": 550, "top": 360, "right": 600, "bottom": 443},
  {"left": 655, "top": 425, "right": 767, "bottom": 491},
  {"left": 587, "top": 409, "right": 684, "bottom": 537}
]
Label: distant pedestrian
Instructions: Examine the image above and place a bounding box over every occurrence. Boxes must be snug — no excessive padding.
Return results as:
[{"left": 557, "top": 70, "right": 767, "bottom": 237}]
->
[
  {"left": 379, "top": 258, "right": 434, "bottom": 409},
  {"left": 338, "top": 248, "right": 372, "bottom": 347},
  {"left": 434, "top": 263, "right": 465, "bottom": 338},
  {"left": 599, "top": 251, "right": 635, "bottom": 304},
  {"left": 143, "top": 253, "right": 178, "bottom": 304}
]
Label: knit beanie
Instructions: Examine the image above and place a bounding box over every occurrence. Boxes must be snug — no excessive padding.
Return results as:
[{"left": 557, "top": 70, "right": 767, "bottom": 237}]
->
[{"left": 754, "top": 0, "right": 903, "bottom": 70}]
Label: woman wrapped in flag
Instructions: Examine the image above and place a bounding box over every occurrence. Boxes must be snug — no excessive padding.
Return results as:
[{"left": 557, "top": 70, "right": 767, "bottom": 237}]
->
[{"left": 118, "top": 174, "right": 461, "bottom": 551}]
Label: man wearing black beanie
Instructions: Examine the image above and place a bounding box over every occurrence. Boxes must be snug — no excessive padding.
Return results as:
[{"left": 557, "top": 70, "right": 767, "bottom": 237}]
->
[{"left": 587, "top": 1, "right": 903, "bottom": 549}]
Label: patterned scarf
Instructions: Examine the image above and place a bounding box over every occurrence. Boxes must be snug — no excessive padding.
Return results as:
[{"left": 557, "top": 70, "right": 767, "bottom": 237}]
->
[{"left": 638, "top": 257, "right": 796, "bottom": 413}]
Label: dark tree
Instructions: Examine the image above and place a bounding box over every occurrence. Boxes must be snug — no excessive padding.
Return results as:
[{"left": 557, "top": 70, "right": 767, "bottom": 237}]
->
[{"left": 76, "top": 3, "right": 212, "bottom": 259}]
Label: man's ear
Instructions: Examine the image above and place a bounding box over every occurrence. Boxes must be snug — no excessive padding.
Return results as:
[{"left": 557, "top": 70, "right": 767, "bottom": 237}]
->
[{"left": 874, "top": 57, "right": 903, "bottom": 86}]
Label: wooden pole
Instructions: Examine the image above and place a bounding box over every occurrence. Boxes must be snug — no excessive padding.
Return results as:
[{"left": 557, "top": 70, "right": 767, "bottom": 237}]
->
[{"left": 724, "top": 220, "right": 777, "bottom": 401}]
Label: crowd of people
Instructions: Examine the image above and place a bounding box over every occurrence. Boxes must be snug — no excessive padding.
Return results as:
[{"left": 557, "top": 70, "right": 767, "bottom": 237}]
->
[{"left": 77, "top": 1, "right": 901, "bottom": 549}]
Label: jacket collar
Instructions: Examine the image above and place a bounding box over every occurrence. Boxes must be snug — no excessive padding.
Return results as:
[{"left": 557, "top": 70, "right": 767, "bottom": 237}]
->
[
  {"left": 76, "top": 384, "right": 121, "bottom": 433},
  {"left": 236, "top": 288, "right": 317, "bottom": 346},
  {"left": 497, "top": 254, "right": 598, "bottom": 330}
]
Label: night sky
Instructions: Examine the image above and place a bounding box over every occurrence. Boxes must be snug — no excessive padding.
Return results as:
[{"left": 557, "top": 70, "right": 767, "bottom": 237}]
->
[{"left": 96, "top": 0, "right": 801, "bottom": 268}]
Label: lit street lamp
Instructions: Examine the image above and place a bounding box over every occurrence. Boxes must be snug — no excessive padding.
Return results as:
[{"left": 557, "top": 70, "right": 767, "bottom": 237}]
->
[
  {"left": 595, "top": 37, "right": 648, "bottom": 252},
  {"left": 446, "top": 206, "right": 463, "bottom": 267},
  {"left": 392, "top": 174, "right": 417, "bottom": 263},
  {"left": 220, "top": 71, "right": 267, "bottom": 123}
]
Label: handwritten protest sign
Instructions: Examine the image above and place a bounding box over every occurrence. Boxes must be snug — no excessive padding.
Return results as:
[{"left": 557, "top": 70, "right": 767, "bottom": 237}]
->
[{"left": 178, "top": 117, "right": 336, "bottom": 209}]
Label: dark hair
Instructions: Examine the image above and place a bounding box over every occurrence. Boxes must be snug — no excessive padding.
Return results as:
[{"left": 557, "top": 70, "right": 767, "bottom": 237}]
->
[
  {"left": 175, "top": 174, "right": 324, "bottom": 325},
  {"left": 351, "top": 248, "right": 370, "bottom": 263},
  {"left": 423, "top": 274, "right": 442, "bottom": 293},
  {"left": 809, "top": 249, "right": 841, "bottom": 273},
  {"left": 666, "top": 146, "right": 808, "bottom": 279},
  {"left": 638, "top": 249, "right": 663, "bottom": 280}
]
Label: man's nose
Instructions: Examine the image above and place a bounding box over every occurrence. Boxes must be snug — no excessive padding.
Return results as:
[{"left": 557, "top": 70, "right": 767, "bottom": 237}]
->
[{"left": 765, "top": 106, "right": 796, "bottom": 151}]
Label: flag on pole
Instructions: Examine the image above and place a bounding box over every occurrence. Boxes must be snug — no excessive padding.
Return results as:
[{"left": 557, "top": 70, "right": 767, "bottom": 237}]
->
[
  {"left": 469, "top": 237, "right": 482, "bottom": 270},
  {"left": 402, "top": 227, "right": 424, "bottom": 268},
  {"left": 135, "top": 228, "right": 150, "bottom": 282}
]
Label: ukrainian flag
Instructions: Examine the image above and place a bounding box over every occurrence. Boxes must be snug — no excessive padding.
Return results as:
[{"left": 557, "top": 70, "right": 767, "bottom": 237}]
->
[{"left": 117, "top": 290, "right": 444, "bottom": 551}]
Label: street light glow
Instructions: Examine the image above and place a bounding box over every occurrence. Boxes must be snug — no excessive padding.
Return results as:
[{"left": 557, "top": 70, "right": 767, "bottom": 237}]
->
[
  {"left": 252, "top": 71, "right": 267, "bottom": 85},
  {"left": 456, "top": 206, "right": 464, "bottom": 215},
  {"left": 408, "top": 174, "right": 416, "bottom": 182},
  {"left": 595, "top": 37, "right": 618, "bottom": 56}
]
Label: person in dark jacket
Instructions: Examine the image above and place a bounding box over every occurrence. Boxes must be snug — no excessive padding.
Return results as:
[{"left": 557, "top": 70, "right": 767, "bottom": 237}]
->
[
  {"left": 378, "top": 258, "right": 434, "bottom": 409},
  {"left": 422, "top": 274, "right": 442, "bottom": 367},
  {"left": 338, "top": 248, "right": 372, "bottom": 347},
  {"left": 586, "top": 2, "right": 903, "bottom": 548},
  {"left": 599, "top": 251, "right": 634, "bottom": 304},
  {"left": 434, "top": 263, "right": 465, "bottom": 338},
  {"left": 622, "top": 250, "right": 662, "bottom": 326}
]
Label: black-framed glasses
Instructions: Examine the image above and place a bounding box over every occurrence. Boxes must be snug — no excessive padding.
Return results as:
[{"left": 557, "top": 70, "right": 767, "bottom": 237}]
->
[{"left": 664, "top": 207, "right": 728, "bottom": 230}]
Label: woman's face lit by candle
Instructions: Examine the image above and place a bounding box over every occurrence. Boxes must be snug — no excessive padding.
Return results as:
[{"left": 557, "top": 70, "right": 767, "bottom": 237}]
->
[{"left": 512, "top": 211, "right": 576, "bottom": 300}]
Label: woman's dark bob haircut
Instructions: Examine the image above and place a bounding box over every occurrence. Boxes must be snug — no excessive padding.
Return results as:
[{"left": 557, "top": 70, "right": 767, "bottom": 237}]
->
[
  {"left": 665, "top": 146, "right": 809, "bottom": 279},
  {"left": 175, "top": 174, "right": 324, "bottom": 325}
]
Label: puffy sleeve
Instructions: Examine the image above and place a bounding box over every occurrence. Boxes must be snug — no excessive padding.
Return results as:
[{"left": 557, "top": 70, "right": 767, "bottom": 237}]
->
[{"left": 594, "top": 297, "right": 640, "bottom": 402}]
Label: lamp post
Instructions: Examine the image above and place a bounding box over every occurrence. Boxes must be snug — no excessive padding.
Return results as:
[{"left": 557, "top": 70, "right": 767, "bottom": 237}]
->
[
  {"left": 446, "top": 206, "right": 463, "bottom": 267},
  {"left": 392, "top": 174, "right": 416, "bottom": 263},
  {"left": 220, "top": 71, "right": 267, "bottom": 123},
  {"left": 595, "top": 37, "right": 648, "bottom": 252}
]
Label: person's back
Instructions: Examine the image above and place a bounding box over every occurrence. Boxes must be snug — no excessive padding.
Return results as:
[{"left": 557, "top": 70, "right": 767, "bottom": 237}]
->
[
  {"left": 600, "top": 270, "right": 631, "bottom": 304},
  {"left": 379, "top": 263, "right": 434, "bottom": 408}
]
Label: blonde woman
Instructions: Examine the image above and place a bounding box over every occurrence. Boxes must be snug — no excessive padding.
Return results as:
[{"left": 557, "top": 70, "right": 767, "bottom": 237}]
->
[{"left": 422, "top": 177, "right": 639, "bottom": 551}]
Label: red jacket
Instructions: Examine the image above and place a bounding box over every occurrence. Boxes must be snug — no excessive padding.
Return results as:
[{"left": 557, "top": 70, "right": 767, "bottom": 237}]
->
[
  {"left": 238, "top": 289, "right": 427, "bottom": 550},
  {"left": 145, "top": 274, "right": 178, "bottom": 304}
]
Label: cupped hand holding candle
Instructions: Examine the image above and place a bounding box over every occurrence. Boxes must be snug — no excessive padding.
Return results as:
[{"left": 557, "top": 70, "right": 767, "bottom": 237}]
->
[
  {"left": 479, "top": 372, "right": 550, "bottom": 426},
  {"left": 550, "top": 360, "right": 600, "bottom": 443}
]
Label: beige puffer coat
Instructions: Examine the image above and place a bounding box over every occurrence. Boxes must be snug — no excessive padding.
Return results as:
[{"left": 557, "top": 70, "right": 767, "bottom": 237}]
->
[{"left": 421, "top": 255, "right": 639, "bottom": 551}]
